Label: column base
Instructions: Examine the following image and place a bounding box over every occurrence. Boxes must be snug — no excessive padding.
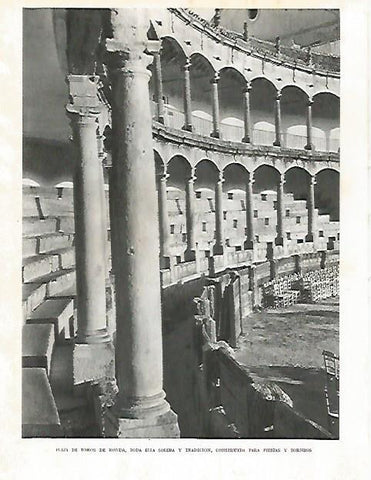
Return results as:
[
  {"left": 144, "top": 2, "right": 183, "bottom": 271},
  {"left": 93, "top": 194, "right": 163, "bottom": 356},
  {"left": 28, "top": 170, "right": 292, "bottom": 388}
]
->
[
  {"left": 275, "top": 236, "right": 284, "bottom": 246},
  {"left": 273, "top": 140, "right": 281, "bottom": 147},
  {"left": 73, "top": 341, "right": 115, "bottom": 389},
  {"left": 182, "top": 124, "right": 193, "bottom": 132},
  {"left": 160, "top": 254, "right": 171, "bottom": 270},
  {"left": 305, "top": 233, "right": 314, "bottom": 243},
  {"left": 244, "top": 239, "right": 254, "bottom": 250},
  {"left": 104, "top": 406, "right": 180, "bottom": 438},
  {"left": 210, "top": 131, "right": 220, "bottom": 139},
  {"left": 242, "top": 136, "right": 251, "bottom": 144},
  {"left": 156, "top": 115, "right": 165, "bottom": 125},
  {"left": 304, "top": 143, "right": 313, "bottom": 151},
  {"left": 213, "top": 244, "right": 224, "bottom": 256},
  {"left": 184, "top": 248, "right": 196, "bottom": 262}
]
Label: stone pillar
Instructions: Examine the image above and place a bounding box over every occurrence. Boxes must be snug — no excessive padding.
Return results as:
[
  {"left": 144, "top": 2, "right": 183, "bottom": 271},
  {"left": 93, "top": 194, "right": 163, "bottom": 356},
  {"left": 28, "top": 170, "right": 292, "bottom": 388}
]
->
[
  {"left": 304, "top": 98, "right": 313, "bottom": 150},
  {"left": 158, "top": 169, "right": 171, "bottom": 268},
  {"left": 275, "top": 173, "right": 285, "bottom": 246},
  {"left": 244, "top": 172, "right": 255, "bottom": 250},
  {"left": 210, "top": 72, "right": 220, "bottom": 138},
  {"left": 273, "top": 90, "right": 282, "bottom": 147},
  {"left": 242, "top": 81, "right": 252, "bottom": 143},
  {"left": 67, "top": 75, "right": 110, "bottom": 345},
  {"left": 183, "top": 58, "right": 193, "bottom": 131},
  {"left": 185, "top": 168, "right": 197, "bottom": 261},
  {"left": 213, "top": 171, "right": 224, "bottom": 255},
  {"left": 153, "top": 51, "right": 165, "bottom": 124},
  {"left": 305, "top": 175, "right": 317, "bottom": 243},
  {"left": 66, "top": 75, "right": 113, "bottom": 390},
  {"left": 105, "top": 11, "right": 179, "bottom": 437}
]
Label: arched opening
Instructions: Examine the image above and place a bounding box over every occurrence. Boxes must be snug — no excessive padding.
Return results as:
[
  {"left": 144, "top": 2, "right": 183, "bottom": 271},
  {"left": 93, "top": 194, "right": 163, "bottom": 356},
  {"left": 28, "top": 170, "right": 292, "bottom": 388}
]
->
[
  {"left": 281, "top": 86, "right": 308, "bottom": 149},
  {"left": 218, "top": 68, "right": 246, "bottom": 142},
  {"left": 190, "top": 53, "right": 215, "bottom": 136},
  {"left": 251, "top": 78, "right": 277, "bottom": 146},
  {"left": 313, "top": 93, "right": 340, "bottom": 152},
  {"left": 152, "top": 37, "right": 187, "bottom": 129},
  {"left": 315, "top": 169, "right": 339, "bottom": 221}
]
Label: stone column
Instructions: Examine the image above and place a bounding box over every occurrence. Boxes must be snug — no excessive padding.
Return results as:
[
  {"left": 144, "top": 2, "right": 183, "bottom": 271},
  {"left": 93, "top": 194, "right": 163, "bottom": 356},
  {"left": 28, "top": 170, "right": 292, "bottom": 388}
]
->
[
  {"left": 273, "top": 90, "right": 282, "bottom": 147},
  {"left": 66, "top": 75, "right": 110, "bottom": 345},
  {"left": 66, "top": 75, "right": 113, "bottom": 390},
  {"left": 213, "top": 171, "right": 224, "bottom": 255},
  {"left": 305, "top": 175, "right": 317, "bottom": 243},
  {"left": 158, "top": 168, "right": 171, "bottom": 268},
  {"left": 275, "top": 173, "right": 285, "bottom": 246},
  {"left": 183, "top": 58, "right": 193, "bottom": 131},
  {"left": 242, "top": 81, "right": 252, "bottom": 143},
  {"left": 153, "top": 51, "right": 165, "bottom": 124},
  {"left": 244, "top": 172, "right": 255, "bottom": 250},
  {"left": 105, "top": 10, "right": 179, "bottom": 437},
  {"left": 185, "top": 168, "right": 197, "bottom": 261},
  {"left": 210, "top": 73, "right": 220, "bottom": 138},
  {"left": 305, "top": 98, "right": 313, "bottom": 150}
]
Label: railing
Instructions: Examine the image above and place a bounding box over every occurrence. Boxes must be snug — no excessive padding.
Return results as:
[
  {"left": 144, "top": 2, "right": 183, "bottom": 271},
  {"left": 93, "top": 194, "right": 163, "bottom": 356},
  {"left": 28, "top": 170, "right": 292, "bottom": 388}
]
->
[{"left": 158, "top": 105, "right": 339, "bottom": 153}]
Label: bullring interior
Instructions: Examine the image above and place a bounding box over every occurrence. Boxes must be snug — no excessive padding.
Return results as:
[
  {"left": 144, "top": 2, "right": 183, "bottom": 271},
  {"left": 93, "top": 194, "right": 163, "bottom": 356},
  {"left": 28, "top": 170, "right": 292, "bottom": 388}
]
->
[{"left": 22, "top": 8, "right": 340, "bottom": 439}]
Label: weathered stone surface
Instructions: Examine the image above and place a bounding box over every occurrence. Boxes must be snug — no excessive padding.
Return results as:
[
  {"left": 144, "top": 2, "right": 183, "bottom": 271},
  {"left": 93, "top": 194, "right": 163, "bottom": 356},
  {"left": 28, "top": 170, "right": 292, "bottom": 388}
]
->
[
  {"left": 22, "top": 368, "right": 62, "bottom": 438},
  {"left": 73, "top": 342, "right": 115, "bottom": 387},
  {"left": 22, "top": 323, "right": 55, "bottom": 374}
]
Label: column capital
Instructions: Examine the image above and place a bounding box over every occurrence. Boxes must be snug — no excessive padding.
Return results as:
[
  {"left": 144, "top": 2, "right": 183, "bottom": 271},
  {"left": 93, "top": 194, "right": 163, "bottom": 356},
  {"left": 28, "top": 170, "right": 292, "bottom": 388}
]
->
[
  {"left": 161, "top": 171, "right": 170, "bottom": 181},
  {"left": 276, "top": 90, "right": 282, "bottom": 101},
  {"left": 217, "top": 170, "right": 225, "bottom": 183},
  {"left": 66, "top": 74, "right": 102, "bottom": 120},
  {"left": 309, "top": 175, "right": 317, "bottom": 186},
  {"left": 307, "top": 97, "right": 314, "bottom": 106},
  {"left": 279, "top": 173, "right": 286, "bottom": 185},
  {"left": 248, "top": 172, "right": 255, "bottom": 185},
  {"left": 184, "top": 57, "right": 192, "bottom": 71},
  {"left": 243, "top": 81, "right": 252, "bottom": 93},
  {"left": 210, "top": 72, "right": 220, "bottom": 84},
  {"left": 188, "top": 168, "right": 197, "bottom": 182}
]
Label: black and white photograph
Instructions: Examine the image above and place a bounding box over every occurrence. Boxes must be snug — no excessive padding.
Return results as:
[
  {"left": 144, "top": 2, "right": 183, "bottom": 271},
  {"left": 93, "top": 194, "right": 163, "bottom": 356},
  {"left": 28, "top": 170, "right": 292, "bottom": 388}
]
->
[
  {"left": 1, "top": 0, "right": 371, "bottom": 478},
  {"left": 21, "top": 6, "right": 342, "bottom": 440}
]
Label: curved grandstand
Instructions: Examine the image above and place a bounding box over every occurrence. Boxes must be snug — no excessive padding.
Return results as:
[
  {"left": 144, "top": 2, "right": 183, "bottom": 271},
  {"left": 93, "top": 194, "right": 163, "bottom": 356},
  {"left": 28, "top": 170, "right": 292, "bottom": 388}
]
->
[{"left": 22, "top": 8, "right": 339, "bottom": 438}]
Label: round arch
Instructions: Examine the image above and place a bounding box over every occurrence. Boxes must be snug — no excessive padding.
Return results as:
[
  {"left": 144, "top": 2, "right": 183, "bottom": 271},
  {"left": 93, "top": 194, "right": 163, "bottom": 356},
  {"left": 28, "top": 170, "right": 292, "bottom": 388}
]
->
[
  {"left": 253, "top": 164, "right": 280, "bottom": 193},
  {"left": 167, "top": 155, "right": 192, "bottom": 190},
  {"left": 315, "top": 168, "right": 339, "bottom": 221},
  {"left": 284, "top": 166, "right": 311, "bottom": 200},
  {"left": 194, "top": 159, "right": 219, "bottom": 190}
]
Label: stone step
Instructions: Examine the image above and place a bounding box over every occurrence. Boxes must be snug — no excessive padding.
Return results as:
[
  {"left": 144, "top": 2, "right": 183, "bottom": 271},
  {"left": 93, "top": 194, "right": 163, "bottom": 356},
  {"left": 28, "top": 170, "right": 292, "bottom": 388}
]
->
[
  {"left": 22, "top": 323, "right": 55, "bottom": 374},
  {"left": 30, "top": 268, "right": 76, "bottom": 298},
  {"left": 22, "top": 253, "right": 60, "bottom": 283},
  {"left": 22, "top": 282, "right": 47, "bottom": 320},
  {"left": 57, "top": 216, "right": 75, "bottom": 234},
  {"left": 23, "top": 233, "right": 74, "bottom": 257},
  {"left": 22, "top": 367, "right": 62, "bottom": 438},
  {"left": 27, "top": 297, "right": 74, "bottom": 343},
  {"left": 37, "top": 233, "right": 74, "bottom": 254},
  {"left": 23, "top": 217, "right": 58, "bottom": 236},
  {"left": 40, "top": 247, "right": 76, "bottom": 270}
]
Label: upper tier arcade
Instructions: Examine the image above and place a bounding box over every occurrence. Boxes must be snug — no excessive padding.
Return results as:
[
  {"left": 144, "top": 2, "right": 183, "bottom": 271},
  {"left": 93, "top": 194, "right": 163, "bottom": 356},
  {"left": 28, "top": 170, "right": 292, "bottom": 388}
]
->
[{"left": 147, "top": 8, "right": 340, "bottom": 155}]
